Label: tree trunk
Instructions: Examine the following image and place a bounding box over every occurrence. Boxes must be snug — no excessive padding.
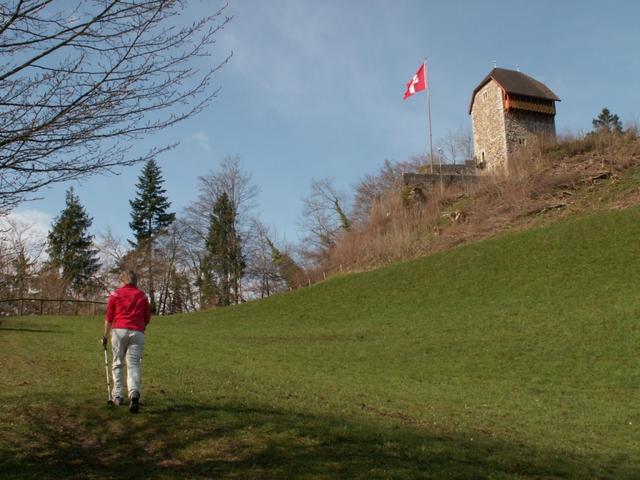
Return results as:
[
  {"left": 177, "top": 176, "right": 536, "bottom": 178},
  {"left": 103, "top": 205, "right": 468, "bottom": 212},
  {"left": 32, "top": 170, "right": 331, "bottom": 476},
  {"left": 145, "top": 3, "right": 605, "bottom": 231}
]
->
[
  {"left": 147, "top": 237, "right": 156, "bottom": 314},
  {"left": 222, "top": 268, "right": 230, "bottom": 306}
]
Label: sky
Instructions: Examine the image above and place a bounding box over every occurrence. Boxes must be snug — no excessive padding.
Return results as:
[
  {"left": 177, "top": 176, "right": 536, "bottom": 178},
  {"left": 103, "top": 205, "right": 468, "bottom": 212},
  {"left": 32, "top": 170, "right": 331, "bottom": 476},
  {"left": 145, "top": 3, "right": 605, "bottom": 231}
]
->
[{"left": 9, "top": 0, "right": 640, "bottom": 246}]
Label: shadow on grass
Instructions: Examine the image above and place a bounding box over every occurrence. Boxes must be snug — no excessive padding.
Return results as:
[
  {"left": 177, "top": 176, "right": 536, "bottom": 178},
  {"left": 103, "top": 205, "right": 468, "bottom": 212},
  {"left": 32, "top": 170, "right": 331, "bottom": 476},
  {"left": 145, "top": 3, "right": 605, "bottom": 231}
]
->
[
  {"left": 0, "top": 398, "right": 636, "bottom": 480},
  {"left": 0, "top": 327, "right": 60, "bottom": 333}
]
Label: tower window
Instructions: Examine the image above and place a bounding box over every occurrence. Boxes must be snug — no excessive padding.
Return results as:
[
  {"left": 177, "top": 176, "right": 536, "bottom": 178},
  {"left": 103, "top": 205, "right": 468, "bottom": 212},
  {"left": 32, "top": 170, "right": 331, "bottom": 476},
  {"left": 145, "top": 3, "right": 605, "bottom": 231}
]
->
[{"left": 518, "top": 138, "right": 527, "bottom": 146}]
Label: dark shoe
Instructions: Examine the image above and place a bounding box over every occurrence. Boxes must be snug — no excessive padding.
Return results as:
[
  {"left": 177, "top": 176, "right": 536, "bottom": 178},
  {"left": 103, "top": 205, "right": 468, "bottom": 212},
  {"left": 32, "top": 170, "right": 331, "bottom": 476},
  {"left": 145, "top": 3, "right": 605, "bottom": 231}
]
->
[{"left": 129, "top": 394, "right": 140, "bottom": 413}]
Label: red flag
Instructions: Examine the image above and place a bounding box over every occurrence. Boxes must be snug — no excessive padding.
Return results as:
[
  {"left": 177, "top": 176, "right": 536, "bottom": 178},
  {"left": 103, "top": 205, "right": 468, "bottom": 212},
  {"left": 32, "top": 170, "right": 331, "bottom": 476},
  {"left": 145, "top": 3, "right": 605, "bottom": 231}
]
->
[{"left": 403, "top": 63, "right": 427, "bottom": 100}]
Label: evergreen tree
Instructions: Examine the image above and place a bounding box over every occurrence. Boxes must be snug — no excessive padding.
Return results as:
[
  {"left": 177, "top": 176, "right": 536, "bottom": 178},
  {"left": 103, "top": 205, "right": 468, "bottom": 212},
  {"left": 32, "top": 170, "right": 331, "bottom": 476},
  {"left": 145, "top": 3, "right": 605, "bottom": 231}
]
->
[
  {"left": 129, "top": 159, "right": 175, "bottom": 313},
  {"left": 592, "top": 107, "right": 623, "bottom": 134},
  {"left": 47, "top": 187, "right": 100, "bottom": 295},
  {"left": 129, "top": 159, "right": 175, "bottom": 244},
  {"left": 203, "top": 193, "right": 245, "bottom": 306},
  {"left": 196, "top": 255, "right": 218, "bottom": 309}
]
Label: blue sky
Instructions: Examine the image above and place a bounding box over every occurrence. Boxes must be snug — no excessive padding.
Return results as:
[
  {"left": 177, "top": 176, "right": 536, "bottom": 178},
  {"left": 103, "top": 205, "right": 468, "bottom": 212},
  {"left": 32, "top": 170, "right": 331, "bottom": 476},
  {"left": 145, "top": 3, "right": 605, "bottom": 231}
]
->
[{"left": 12, "top": 0, "right": 640, "bottom": 244}]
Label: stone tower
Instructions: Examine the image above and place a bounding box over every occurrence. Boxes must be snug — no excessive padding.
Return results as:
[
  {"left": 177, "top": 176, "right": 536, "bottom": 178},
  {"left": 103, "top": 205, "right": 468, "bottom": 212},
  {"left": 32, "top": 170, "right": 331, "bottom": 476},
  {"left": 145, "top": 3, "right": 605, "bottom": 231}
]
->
[{"left": 469, "top": 68, "right": 560, "bottom": 173}]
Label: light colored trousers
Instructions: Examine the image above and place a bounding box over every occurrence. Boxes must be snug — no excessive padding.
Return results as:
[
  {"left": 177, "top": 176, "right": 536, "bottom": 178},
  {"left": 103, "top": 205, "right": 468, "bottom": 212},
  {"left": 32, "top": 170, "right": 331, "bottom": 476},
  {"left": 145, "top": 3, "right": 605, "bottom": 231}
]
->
[{"left": 111, "top": 328, "right": 145, "bottom": 400}]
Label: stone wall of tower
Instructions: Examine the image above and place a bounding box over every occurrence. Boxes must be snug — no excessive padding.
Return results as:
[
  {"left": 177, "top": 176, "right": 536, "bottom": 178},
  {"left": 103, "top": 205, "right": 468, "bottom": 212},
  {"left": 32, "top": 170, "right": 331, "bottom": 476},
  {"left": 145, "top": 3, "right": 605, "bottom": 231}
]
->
[
  {"left": 470, "top": 80, "right": 507, "bottom": 174},
  {"left": 504, "top": 110, "right": 556, "bottom": 157}
]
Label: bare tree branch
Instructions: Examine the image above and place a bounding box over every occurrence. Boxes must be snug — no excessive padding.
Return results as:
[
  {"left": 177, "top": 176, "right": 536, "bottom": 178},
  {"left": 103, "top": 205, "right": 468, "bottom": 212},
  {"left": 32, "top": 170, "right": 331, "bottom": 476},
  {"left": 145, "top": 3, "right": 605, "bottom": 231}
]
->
[
  {"left": 184, "top": 156, "right": 259, "bottom": 243},
  {"left": 0, "top": 0, "right": 232, "bottom": 211},
  {"left": 436, "top": 126, "right": 474, "bottom": 165}
]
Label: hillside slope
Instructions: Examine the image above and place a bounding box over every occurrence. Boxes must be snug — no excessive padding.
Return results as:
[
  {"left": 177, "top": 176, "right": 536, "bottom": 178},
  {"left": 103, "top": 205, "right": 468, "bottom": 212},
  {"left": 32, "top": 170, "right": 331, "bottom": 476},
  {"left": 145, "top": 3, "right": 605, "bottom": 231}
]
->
[
  {"left": 324, "top": 132, "right": 640, "bottom": 277},
  {"left": 2, "top": 207, "right": 640, "bottom": 479}
]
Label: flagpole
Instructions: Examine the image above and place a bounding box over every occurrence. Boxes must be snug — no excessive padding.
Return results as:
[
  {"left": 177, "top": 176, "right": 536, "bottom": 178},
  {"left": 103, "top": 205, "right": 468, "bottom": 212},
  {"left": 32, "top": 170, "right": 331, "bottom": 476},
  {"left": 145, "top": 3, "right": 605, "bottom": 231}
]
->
[{"left": 425, "top": 58, "right": 434, "bottom": 174}]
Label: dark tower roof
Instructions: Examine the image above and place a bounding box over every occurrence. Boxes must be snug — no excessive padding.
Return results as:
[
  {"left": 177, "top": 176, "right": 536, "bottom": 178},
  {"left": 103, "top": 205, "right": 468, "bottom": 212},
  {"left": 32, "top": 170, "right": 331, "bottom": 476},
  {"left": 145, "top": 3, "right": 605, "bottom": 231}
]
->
[{"left": 468, "top": 68, "right": 560, "bottom": 113}]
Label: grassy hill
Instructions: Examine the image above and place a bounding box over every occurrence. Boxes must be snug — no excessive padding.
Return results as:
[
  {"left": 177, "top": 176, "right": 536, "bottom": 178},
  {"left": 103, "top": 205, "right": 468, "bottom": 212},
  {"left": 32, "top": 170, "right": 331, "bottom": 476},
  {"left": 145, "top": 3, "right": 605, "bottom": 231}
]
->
[{"left": 2, "top": 207, "right": 640, "bottom": 479}]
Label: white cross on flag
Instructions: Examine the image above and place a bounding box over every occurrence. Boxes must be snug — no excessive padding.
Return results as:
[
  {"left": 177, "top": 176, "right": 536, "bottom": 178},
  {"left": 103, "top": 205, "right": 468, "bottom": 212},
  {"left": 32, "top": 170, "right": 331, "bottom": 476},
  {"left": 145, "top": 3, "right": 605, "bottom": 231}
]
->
[{"left": 403, "top": 63, "right": 427, "bottom": 100}]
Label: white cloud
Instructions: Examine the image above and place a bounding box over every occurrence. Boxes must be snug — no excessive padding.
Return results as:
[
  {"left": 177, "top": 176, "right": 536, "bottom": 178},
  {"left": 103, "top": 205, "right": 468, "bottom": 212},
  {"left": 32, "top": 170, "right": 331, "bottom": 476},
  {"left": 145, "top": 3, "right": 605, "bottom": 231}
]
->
[
  {"left": 188, "top": 131, "right": 212, "bottom": 152},
  {"left": 3, "top": 209, "right": 51, "bottom": 238}
]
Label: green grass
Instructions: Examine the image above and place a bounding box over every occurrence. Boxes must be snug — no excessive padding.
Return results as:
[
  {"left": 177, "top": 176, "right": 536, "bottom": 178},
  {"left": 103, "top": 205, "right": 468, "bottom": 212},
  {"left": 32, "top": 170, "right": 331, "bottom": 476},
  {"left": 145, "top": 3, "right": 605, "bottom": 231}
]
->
[{"left": 2, "top": 208, "right": 640, "bottom": 478}]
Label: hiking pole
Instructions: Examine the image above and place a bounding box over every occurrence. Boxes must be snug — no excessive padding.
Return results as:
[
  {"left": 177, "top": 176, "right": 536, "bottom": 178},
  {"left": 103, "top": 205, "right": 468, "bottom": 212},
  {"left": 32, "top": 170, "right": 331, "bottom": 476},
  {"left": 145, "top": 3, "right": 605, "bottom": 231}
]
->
[{"left": 102, "top": 339, "right": 114, "bottom": 406}]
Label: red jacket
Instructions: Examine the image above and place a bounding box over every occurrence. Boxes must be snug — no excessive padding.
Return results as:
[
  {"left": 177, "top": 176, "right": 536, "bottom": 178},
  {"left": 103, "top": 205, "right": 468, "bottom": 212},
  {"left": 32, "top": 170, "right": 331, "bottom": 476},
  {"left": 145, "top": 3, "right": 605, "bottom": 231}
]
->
[{"left": 106, "top": 284, "right": 151, "bottom": 332}]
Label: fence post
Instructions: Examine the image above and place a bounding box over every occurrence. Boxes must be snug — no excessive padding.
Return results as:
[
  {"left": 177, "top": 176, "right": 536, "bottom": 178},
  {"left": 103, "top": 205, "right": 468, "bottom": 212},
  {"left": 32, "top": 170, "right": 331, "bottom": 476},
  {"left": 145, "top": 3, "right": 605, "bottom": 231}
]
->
[
  {"left": 19, "top": 299, "right": 24, "bottom": 316},
  {"left": 40, "top": 300, "right": 44, "bottom": 316}
]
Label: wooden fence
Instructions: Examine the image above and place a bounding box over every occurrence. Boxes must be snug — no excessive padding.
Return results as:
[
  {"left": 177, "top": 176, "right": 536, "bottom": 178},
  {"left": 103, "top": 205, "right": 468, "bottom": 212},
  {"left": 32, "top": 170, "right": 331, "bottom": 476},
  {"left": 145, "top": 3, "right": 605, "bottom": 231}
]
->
[{"left": 0, "top": 298, "right": 107, "bottom": 317}]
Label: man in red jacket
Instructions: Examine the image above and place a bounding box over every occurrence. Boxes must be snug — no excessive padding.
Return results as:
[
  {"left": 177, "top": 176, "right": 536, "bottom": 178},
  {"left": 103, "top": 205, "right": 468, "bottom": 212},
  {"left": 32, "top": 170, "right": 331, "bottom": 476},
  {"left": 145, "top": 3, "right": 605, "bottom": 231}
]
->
[{"left": 102, "top": 270, "right": 151, "bottom": 413}]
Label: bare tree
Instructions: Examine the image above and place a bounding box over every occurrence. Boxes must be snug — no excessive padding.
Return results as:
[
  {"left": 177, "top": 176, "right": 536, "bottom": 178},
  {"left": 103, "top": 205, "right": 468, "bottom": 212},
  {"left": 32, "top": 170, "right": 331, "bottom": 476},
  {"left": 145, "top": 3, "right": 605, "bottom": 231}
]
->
[
  {"left": 351, "top": 157, "right": 426, "bottom": 223},
  {"left": 299, "top": 177, "right": 351, "bottom": 255},
  {"left": 456, "top": 127, "right": 474, "bottom": 162},
  {"left": 0, "top": 215, "right": 46, "bottom": 267},
  {"left": 96, "top": 228, "right": 128, "bottom": 270},
  {"left": 0, "top": 215, "right": 46, "bottom": 312},
  {"left": 95, "top": 228, "right": 129, "bottom": 294},
  {"left": 155, "top": 223, "right": 194, "bottom": 314},
  {"left": 244, "top": 219, "right": 293, "bottom": 299},
  {"left": 0, "top": 1, "right": 232, "bottom": 212},
  {"left": 173, "top": 216, "right": 210, "bottom": 309},
  {"left": 185, "top": 157, "right": 259, "bottom": 241},
  {"left": 183, "top": 156, "right": 259, "bottom": 306},
  {"left": 244, "top": 219, "right": 275, "bottom": 298},
  {"left": 437, "top": 126, "right": 474, "bottom": 165}
]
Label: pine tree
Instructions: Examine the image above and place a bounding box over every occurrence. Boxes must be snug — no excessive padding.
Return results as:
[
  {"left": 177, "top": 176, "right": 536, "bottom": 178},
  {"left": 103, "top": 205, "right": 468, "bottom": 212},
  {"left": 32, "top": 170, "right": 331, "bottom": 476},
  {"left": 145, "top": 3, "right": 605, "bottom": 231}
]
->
[
  {"left": 129, "top": 159, "right": 175, "bottom": 313},
  {"left": 47, "top": 187, "right": 100, "bottom": 296},
  {"left": 129, "top": 159, "right": 175, "bottom": 244},
  {"left": 592, "top": 107, "right": 623, "bottom": 134},
  {"left": 203, "top": 193, "right": 245, "bottom": 306},
  {"left": 196, "top": 255, "right": 218, "bottom": 309}
]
